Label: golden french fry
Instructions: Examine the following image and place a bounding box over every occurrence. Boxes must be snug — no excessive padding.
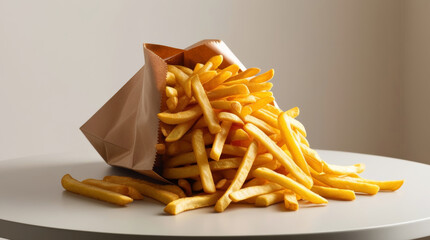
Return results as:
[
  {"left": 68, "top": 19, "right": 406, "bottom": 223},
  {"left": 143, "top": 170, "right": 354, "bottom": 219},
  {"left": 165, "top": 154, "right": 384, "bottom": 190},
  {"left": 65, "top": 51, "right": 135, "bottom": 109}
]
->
[
  {"left": 284, "top": 190, "right": 299, "bottom": 211},
  {"left": 311, "top": 185, "right": 356, "bottom": 201},
  {"left": 251, "top": 109, "right": 278, "bottom": 129},
  {"left": 158, "top": 105, "right": 202, "bottom": 125},
  {"left": 208, "top": 55, "right": 223, "bottom": 69},
  {"left": 174, "top": 95, "right": 191, "bottom": 112},
  {"left": 168, "top": 65, "right": 192, "bottom": 97},
  {"left": 206, "top": 84, "right": 250, "bottom": 100},
  {"left": 215, "top": 141, "right": 258, "bottom": 212},
  {"left": 229, "top": 182, "right": 283, "bottom": 202},
  {"left": 210, "top": 121, "right": 232, "bottom": 161},
  {"left": 311, "top": 173, "right": 380, "bottom": 195},
  {"left": 222, "top": 64, "right": 240, "bottom": 76},
  {"left": 253, "top": 153, "right": 274, "bottom": 165},
  {"left": 210, "top": 100, "right": 242, "bottom": 113},
  {"left": 103, "top": 176, "right": 180, "bottom": 204},
  {"left": 199, "top": 70, "right": 218, "bottom": 84},
  {"left": 166, "top": 97, "right": 178, "bottom": 111},
  {"left": 218, "top": 112, "right": 244, "bottom": 125},
  {"left": 192, "top": 129, "right": 216, "bottom": 193},
  {"left": 241, "top": 97, "right": 275, "bottom": 116},
  {"left": 244, "top": 115, "right": 277, "bottom": 135},
  {"left": 223, "top": 78, "right": 249, "bottom": 86},
  {"left": 222, "top": 144, "right": 247, "bottom": 156},
  {"left": 165, "top": 117, "right": 199, "bottom": 142},
  {"left": 253, "top": 167, "right": 327, "bottom": 204},
  {"left": 166, "top": 86, "right": 178, "bottom": 98},
  {"left": 341, "top": 177, "right": 404, "bottom": 191},
  {"left": 286, "top": 107, "right": 300, "bottom": 118},
  {"left": 164, "top": 192, "right": 223, "bottom": 215},
  {"left": 204, "top": 71, "right": 233, "bottom": 91},
  {"left": 175, "top": 65, "right": 193, "bottom": 75},
  {"left": 195, "top": 61, "right": 213, "bottom": 75},
  {"left": 249, "top": 69, "right": 274, "bottom": 83},
  {"left": 215, "top": 178, "right": 231, "bottom": 190},
  {"left": 262, "top": 104, "right": 282, "bottom": 116},
  {"left": 193, "top": 63, "right": 204, "bottom": 73},
  {"left": 278, "top": 112, "right": 310, "bottom": 176},
  {"left": 178, "top": 179, "right": 193, "bottom": 196},
  {"left": 166, "top": 72, "right": 176, "bottom": 86},
  {"left": 251, "top": 91, "right": 273, "bottom": 99},
  {"left": 62, "top": 174, "right": 133, "bottom": 206},
  {"left": 82, "top": 178, "right": 129, "bottom": 196},
  {"left": 300, "top": 143, "right": 324, "bottom": 173},
  {"left": 191, "top": 75, "right": 221, "bottom": 134},
  {"left": 230, "top": 128, "right": 250, "bottom": 141},
  {"left": 227, "top": 68, "right": 261, "bottom": 82},
  {"left": 243, "top": 178, "right": 268, "bottom": 188},
  {"left": 127, "top": 186, "right": 145, "bottom": 200},
  {"left": 323, "top": 163, "right": 366, "bottom": 175},
  {"left": 167, "top": 140, "right": 192, "bottom": 155},
  {"left": 297, "top": 131, "right": 309, "bottom": 147},
  {"left": 244, "top": 123, "right": 312, "bottom": 188},
  {"left": 255, "top": 190, "right": 284, "bottom": 207},
  {"left": 247, "top": 82, "right": 273, "bottom": 92},
  {"left": 230, "top": 95, "right": 257, "bottom": 104}
]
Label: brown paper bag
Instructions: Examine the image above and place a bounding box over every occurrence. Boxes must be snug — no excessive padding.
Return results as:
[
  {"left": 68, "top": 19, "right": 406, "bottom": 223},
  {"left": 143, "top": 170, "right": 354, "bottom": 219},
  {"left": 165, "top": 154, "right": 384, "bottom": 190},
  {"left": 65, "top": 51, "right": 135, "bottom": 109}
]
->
[{"left": 80, "top": 39, "right": 245, "bottom": 182}]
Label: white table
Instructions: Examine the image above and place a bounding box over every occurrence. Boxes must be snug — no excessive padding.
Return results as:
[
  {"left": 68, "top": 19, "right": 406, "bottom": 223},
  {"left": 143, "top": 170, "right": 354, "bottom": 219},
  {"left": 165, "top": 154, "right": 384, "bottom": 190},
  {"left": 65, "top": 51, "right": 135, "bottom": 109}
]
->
[{"left": 0, "top": 150, "right": 429, "bottom": 240}]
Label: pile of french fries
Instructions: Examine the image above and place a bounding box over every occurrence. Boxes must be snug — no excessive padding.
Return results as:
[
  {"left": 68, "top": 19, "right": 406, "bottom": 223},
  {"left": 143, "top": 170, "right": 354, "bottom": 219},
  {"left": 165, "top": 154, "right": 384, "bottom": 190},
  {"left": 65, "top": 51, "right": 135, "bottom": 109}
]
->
[{"left": 62, "top": 55, "right": 403, "bottom": 213}]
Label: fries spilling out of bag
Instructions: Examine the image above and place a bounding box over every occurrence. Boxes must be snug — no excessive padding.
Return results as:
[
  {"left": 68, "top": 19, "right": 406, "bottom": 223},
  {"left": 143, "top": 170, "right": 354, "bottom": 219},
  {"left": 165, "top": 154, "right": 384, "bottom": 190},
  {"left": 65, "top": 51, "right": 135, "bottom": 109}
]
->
[{"left": 63, "top": 54, "right": 403, "bottom": 214}]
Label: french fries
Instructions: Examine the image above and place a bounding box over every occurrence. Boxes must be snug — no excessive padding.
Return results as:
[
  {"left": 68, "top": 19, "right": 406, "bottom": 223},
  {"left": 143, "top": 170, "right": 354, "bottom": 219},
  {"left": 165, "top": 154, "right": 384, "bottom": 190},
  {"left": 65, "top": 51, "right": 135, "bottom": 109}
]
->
[{"left": 64, "top": 54, "right": 403, "bottom": 214}]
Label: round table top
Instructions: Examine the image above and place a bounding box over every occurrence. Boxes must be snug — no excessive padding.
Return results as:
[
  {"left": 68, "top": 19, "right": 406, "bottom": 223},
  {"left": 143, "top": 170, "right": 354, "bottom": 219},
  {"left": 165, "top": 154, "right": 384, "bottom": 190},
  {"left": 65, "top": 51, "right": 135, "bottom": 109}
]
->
[{"left": 0, "top": 150, "right": 429, "bottom": 240}]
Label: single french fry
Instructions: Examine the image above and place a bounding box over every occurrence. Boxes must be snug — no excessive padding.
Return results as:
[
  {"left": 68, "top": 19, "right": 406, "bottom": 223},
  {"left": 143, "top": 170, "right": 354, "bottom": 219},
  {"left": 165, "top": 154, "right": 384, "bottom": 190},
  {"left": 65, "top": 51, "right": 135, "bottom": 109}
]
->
[
  {"left": 300, "top": 143, "right": 324, "bottom": 173},
  {"left": 204, "top": 71, "right": 232, "bottom": 91},
  {"left": 158, "top": 105, "right": 202, "bottom": 125},
  {"left": 199, "top": 70, "right": 218, "bottom": 84},
  {"left": 206, "top": 84, "right": 250, "bottom": 100},
  {"left": 311, "top": 185, "right": 356, "bottom": 201},
  {"left": 262, "top": 104, "right": 282, "bottom": 116},
  {"left": 230, "top": 128, "right": 250, "bottom": 141},
  {"left": 156, "top": 143, "right": 165, "bottom": 155},
  {"left": 222, "top": 64, "right": 240, "bottom": 76},
  {"left": 284, "top": 190, "right": 299, "bottom": 211},
  {"left": 82, "top": 178, "right": 130, "bottom": 196},
  {"left": 244, "top": 123, "right": 312, "bottom": 188},
  {"left": 191, "top": 75, "right": 221, "bottom": 134},
  {"left": 178, "top": 179, "right": 193, "bottom": 196},
  {"left": 165, "top": 117, "right": 199, "bottom": 142},
  {"left": 241, "top": 97, "right": 275, "bottom": 116},
  {"left": 215, "top": 141, "right": 258, "bottom": 212},
  {"left": 251, "top": 109, "right": 278, "bottom": 129},
  {"left": 230, "top": 95, "right": 257, "bottom": 104},
  {"left": 164, "top": 192, "right": 223, "bottom": 215},
  {"left": 253, "top": 168, "right": 326, "bottom": 204},
  {"left": 223, "top": 78, "right": 249, "bottom": 86},
  {"left": 253, "top": 153, "right": 274, "bottom": 166},
  {"left": 193, "top": 63, "right": 204, "bottom": 73},
  {"left": 210, "top": 100, "right": 242, "bottom": 113},
  {"left": 215, "top": 178, "right": 231, "bottom": 190},
  {"left": 166, "top": 86, "right": 178, "bottom": 98},
  {"left": 286, "top": 107, "right": 300, "bottom": 118},
  {"left": 297, "top": 131, "right": 309, "bottom": 147},
  {"left": 208, "top": 55, "right": 223, "bottom": 69},
  {"left": 255, "top": 190, "right": 285, "bottom": 207},
  {"left": 166, "top": 97, "right": 178, "bottom": 112},
  {"left": 341, "top": 177, "right": 404, "bottom": 191},
  {"left": 251, "top": 91, "right": 273, "bottom": 99},
  {"left": 192, "top": 129, "right": 216, "bottom": 193},
  {"left": 62, "top": 174, "right": 133, "bottom": 206},
  {"left": 222, "top": 144, "right": 247, "bottom": 156},
  {"left": 289, "top": 117, "right": 307, "bottom": 137},
  {"left": 210, "top": 121, "right": 232, "bottom": 161},
  {"left": 166, "top": 72, "right": 176, "bottom": 86},
  {"left": 229, "top": 182, "right": 284, "bottom": 202},
  {"left": 247, "top": 82, "right": 273, "bottom": 92},
  {"left": 218, "top": 112, "right": 244, "bottom": 125},
  {"left": 174, "top": 95, "right": 191, "bottom": 112},
  {"left": 175, "top": 65, "right": 193, "bottom": 76},
  {"left": 168, "top": 65, "right": 192, "bottom": 97},
  {"left": 323, "top": 163, "right": 366, "bottom": 175},
  {"left": 227, "top": 68, "right": 261, "bottom": 82},
  {"left": 249, "top": 69, "right": 274, "bottom": 83},
  {"left": 167, "top": 140, "right": 192, "bottom": 155},
  {"left": 311, "top": 173, "right": 380, "bottom": 195},
  {"left": 278, "top": 112, "right": 310, "bottom": 176},
  {"left": 244, "top": 115, "right": 277, "bottom": 135},
  {"left": 127, "top": 186, "right": 145, "bottom": 200}
]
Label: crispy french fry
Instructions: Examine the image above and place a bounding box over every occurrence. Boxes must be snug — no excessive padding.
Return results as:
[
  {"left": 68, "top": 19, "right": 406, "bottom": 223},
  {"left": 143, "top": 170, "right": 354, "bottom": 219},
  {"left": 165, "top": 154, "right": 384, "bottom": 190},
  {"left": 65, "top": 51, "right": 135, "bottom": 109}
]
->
[
  {"left": 223, "top": 78, "right": 249, "bottom": 86},
  {"left": 168, "top": 65, "right": 192, "bottom": 97},
  {"left": 229, "top": 182, "right": 283, "bottom": 202},
  {"left": 222, "top": 64, "right": 240, "bottom": 76},
  {"left": 158, "top": 105, "right": 202, "bottom": 125},
  {"left": 253, "top": 153, "right": 274, "bottom": 166},
  {"left": 311, "top": 185, "right": 356, "bottom": 201},
  {"left": 251, "top": 91, "right": 273, "bottom": 99},
  {"left": 253, "top": 167, "right": 327, "bottom": 204},
  {"left": 262, "top": 104, "right": 282, "bottom": 116},
  {"left": 244, "top": 123, "right": 313, "bottom": 188},
  {"left": 241, "top": 97, "right": 275, "bottom": 116},
  {"left": 227, "top": 68, "right": 260, "bottom": 82},
  {"left": 323, "top": 163, "right": 365, "bottom": 175},
  {"left": 230, "top": 95, "right": 257, "bottom": 104},
  {"left": 247, "top": 82, "right": 273, "bottom": 92},
  {"left": 192, "top": 129, "right": 216, "bottom": 193},
  {"left": 300, "top": 143, "right": 324, "bottom": 173},
  {"left": 255, "top": 190, "right": 285, "bottom": 207},
  {"left": 206, "top": 84, "right": 250, "bottom": 100},
  {"left": 166, "top": 97, "right": 178, "bottom": 111},
  {"left": 167, "top": 140, "right": 192, "bottom": 155},
  {"left": 218, "top": 112, "right": 244, "bottom": 125},
  {"left": 193, "top": 63, "right": 204, "bottom": 73},
  {"left": 222, "top": 144, "right": 247, "bottom": 156},
  {"left": 210, "top": 100, "right": 242, "bottom": 113},
  {"left": 284, "top": 190, "right": 299, "bottom": 211},
  {"left": 251, "top": 109, "right": 278, "bottom": 129},
  {"left": 166, "top": 86, "right": 178, "bottom": 98},
  {"left": 178, "top": 179, "right": 193, "bottom": 196},
  {"left": 199, "top": 70, "right": 218, "bottom": 84},
  {"left": 165, "top": 117, "right": 199, "bottom": 142},
  {"left": 174, "top": 95, "right": 191, "bottom": 112},
  {"left": 166, "top": 72, "right": 176, "bottom": 86},
  {"left": 204, "top": 71, "right": 233, "bottom": 91},
  {"left": 210, "top": 121, "right": 232, "bottom": 161},
  {"left": 175, "top": 65, "right": 193, "bottom": 76},
  {"left": 82, "top": 178, "right": 129, "bottom": 196},
  {"left": 341, "top": 177, "right": 404, "bottom": 191},
  {"left": 230, "top": 128, "right": 250, "bottom": 141},
  {"left": 164, "top": 192, "right": 223, "bottom": 215},
  {"left": 191, "top": 75, "right": 221, "bottom": 134},
  {"left": 215, "top": 141, "right": 258, "bottom": 212},
  {"left": 208, "top": 55, "right": 223, "bottom": 69},
  {"left": 286, "top": 107, "right": 300, "bottom": 118},
  {"left": 278, "top": 112, "right": 310, "bottom": 176},
  {"left": 249, "top": 69, "right": 274, "bottom": 83},
  {"left": 311, "top": 173, "right": 380, "bottom": 195},
  {"left": 244, "top": 115, "right": 277, "bottom": 135},
  {"left": 297, "top": 131, "right": 309, "bottom": 147},
  {"left": 62, "top": 174, "right": 133, "bottom": 206}
]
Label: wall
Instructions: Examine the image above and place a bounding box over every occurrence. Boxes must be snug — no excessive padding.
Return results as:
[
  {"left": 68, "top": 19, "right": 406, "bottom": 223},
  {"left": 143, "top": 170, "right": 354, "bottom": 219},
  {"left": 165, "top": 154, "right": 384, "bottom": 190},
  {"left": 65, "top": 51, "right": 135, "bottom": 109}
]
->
[{"left": 0, "top": 0, "right": 426, "bottom": 164}]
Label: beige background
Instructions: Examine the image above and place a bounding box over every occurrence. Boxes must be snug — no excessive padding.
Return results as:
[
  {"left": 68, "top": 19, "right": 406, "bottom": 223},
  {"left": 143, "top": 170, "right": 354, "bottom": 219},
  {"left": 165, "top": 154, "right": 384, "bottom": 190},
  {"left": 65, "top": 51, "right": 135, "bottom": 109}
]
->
[{"left": 0, "top": 0, "right": 429, "bottom": 164}]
